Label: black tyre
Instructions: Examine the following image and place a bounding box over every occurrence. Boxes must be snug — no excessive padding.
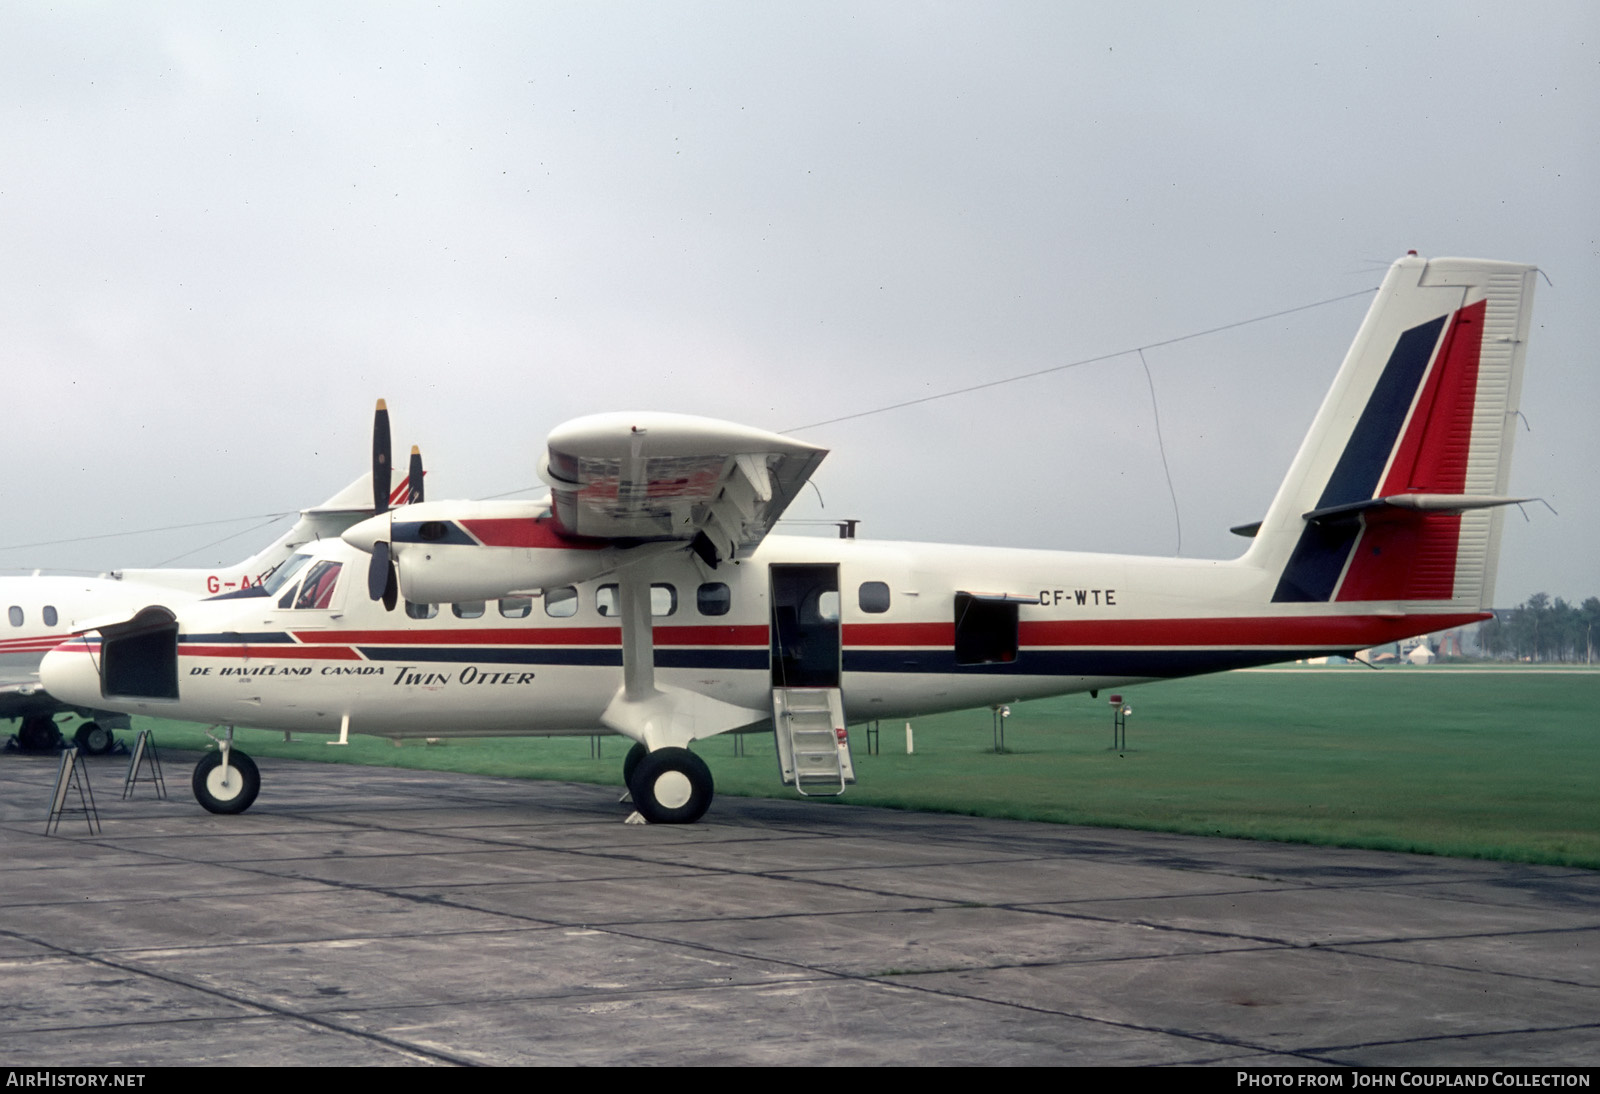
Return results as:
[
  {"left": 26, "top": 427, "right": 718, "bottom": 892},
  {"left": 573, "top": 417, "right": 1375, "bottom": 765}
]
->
[
  {"left": 192, "top": 750, "right": 261, "bottom": 815},
  {"left": 630, "top": 747, "right": 713, "bottom": 825},
  {"left": 74, "top": 722, "right": 115, "bottom": 756},
  {"left": 621, "top": 741, "right": 649, "bottom": 794},
  {"left": 17, "top": 716, "right": 62, "bottom": 752}
]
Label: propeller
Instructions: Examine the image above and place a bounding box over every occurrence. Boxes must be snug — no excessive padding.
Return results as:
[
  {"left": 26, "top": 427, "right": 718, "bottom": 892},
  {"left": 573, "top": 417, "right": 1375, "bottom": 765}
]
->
[
  {"left": 372, "top": 399, "right": 392, "bottom": 515},
  {"left": 366, "top": 399, "right": 401, "bottom": 611},
  {"left": 408, "top": 446, "right": 424, "bottom": 503}
]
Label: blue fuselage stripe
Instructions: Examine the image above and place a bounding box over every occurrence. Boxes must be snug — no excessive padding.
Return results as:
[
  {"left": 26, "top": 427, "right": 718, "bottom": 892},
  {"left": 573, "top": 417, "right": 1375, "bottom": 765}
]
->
[{"left": 177, "top": 637, "right": 1342, "bottom": 680}]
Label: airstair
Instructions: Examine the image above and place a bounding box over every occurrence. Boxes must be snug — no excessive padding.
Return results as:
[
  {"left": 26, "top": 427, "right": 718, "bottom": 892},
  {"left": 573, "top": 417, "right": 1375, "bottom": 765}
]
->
[{"left": 771, "top": 687, "right": 855, "bottom": 797}]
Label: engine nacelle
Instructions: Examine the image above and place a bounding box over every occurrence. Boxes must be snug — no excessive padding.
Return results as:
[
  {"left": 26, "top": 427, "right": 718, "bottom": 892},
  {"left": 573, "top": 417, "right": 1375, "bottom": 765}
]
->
[
  {"left": 344, "top": 499, "right": 642, "bottom": 604},
  {"left": 392, "top": 542, "right": 620, "bottom": 603}
]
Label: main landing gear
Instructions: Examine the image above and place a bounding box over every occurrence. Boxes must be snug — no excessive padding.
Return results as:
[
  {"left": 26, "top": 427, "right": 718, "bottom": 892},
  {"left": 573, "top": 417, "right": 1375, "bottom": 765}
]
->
[
  {"left": 192, "top": 728, "right": 260, "bottom": 814},
  {"left": 623, "top": 742, "right": 714, "bottom": 824},
  {"left": 73, "top": 721, "right": 116, "bottom": 756},
  {"left": 16, "top": 715, "right": 63, "bottom": 752}
]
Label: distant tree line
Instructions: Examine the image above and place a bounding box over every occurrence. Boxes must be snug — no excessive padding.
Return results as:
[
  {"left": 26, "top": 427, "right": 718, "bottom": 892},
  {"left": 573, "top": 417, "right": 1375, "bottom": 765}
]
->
[{"left": 1477, "top": 594, "right": 1600, "bottom": 663}]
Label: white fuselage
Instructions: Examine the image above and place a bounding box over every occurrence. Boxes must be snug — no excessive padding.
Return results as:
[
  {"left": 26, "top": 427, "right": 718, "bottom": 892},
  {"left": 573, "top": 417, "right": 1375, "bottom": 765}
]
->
[{"left": 39, "top": 533, "right": 1479, "bottom": 741}]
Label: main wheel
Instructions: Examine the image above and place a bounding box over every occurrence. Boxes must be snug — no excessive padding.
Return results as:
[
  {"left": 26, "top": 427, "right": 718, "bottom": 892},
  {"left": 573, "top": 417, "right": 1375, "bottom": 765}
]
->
[
  {"left": 74, "top": 722, "right": 115, "bottom": 756},
  {"left": 621, "top": 741, "right": 649, "bottom": 794},
  {"left": 192, "top": 750, "right": 261, "bottom": 815},
  {"left": 630, "top": 747, "right": 713, "bottom": 825},
  {"left": 17, "top": 716, "right": 62, "bottom": 752}
]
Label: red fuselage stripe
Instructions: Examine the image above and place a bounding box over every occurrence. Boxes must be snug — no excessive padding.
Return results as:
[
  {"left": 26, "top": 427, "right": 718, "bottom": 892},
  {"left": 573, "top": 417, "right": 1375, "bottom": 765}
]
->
[
  {"left": 846, "top": 613, "right": 1488, "bottom": 648},
  {"left": 180, "top": 644, "right": 365, "bottom": 661}
]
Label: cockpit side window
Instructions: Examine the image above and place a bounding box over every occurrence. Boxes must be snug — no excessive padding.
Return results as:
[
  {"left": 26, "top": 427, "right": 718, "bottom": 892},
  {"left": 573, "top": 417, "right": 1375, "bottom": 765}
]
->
[
  {"left": 293, "top": 561, "right": 343, "bottom": 610},
  {"left": 263, "top": 554, "right": 314, "bottom": 596}
]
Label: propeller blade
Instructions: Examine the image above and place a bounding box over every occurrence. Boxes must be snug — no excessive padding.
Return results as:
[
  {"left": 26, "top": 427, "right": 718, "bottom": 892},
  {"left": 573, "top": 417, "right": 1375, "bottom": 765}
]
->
[
  {"left": 408, "top": 446, "right": 424, "bottom": 504},
  {"left": 372, "top": 399, "right": 392, "bottom": 514},
  {"left": 367, "top": 540, "right": 392, "bottom": 601},
  {"left": 382, "top": 562, "right": 399, "bottom": 612}
]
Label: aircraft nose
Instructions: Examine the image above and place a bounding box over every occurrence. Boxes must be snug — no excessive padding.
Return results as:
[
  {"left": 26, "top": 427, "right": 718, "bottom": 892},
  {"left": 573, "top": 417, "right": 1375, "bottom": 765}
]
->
[
  {"left": 342, "top": 514, "right": 387, "bottom": 555},
  {"left": 39, "top": 638, "right": 101, "bottom": 706}
]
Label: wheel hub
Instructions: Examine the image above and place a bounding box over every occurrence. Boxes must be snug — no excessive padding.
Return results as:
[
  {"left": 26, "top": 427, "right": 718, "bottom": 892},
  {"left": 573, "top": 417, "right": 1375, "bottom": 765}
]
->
[
  {"left": 651, "top": 770, "right": 693, "bottom": 809},
  {"left": 206, "top": 766, "right": 243, "bottom": 800}
]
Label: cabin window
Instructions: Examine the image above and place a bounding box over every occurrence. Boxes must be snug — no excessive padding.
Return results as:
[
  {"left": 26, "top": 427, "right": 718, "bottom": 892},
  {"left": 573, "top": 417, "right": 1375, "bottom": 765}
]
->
[
  {"left": 697, "top": 583, "right": 731, "bottom": 616},
  {"left": 859, "top": 582, "right": 890, "bottom": 614},
  {"left": 499, "top": 597, "right": 533, "bottom": 618},
  {"left": 405, "top": 601, "right": 438, "bottom": 620},
  {"left": 545, "top": 587, "right": 578, "bottom": 618},
  {"left": 7, "top": 606, "right": 20, "bottom": 627},
  {"left": 293, "top": 561, "right": 343, "bottom": 610},
  {"left": 278, "top": 586, "right": 299, "bottom": 609},
  {"left": 452, "top": 601, "right": 486, "bottom": 619},
  {"left": 953, "top": 592, "right": 1020, "bottom": 666},
  {"left": 597, "top": 583, "right": 678, "bottom": 618},
  {"left": 43, "top": 606, "right": 58, "bottom": 628}
]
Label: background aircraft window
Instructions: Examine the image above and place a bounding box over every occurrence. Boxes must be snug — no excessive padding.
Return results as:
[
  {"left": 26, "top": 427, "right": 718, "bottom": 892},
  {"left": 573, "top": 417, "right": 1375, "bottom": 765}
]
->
[
  {"left": 859, "top": 582, "right": 891, "bottom": 613},
  {"left": 43, "top": 606, "right": 58, "bottom": 627},
  {"left": 697, "top": 583, "right": 731, "bottom": 616},
  {"left": 499, "top": 597, "right": 533, "bottom": 618},
  {"left": 294, "top": 561, "right": 344, "bottom": 610},
  {"left": 7, "top": 606, "right": 20, "bottom": 627},
  {"left": 405, "top": 601, "right": 438, "bottom": 620},
  {"left": 596, "top": 584, "right": 618, "bottom": 617},
  {"left": 452, "top": 601, "right": 486, "bottom": 619},
  {"left": 545, "top": 587, "right": 578, "bottom": 618}
]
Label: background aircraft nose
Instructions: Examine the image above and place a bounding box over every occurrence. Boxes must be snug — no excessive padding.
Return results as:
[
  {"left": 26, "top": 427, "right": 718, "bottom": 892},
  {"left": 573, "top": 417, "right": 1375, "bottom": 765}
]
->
[{"left": 39, "top": 639, "right": 100, "bottom": 706}]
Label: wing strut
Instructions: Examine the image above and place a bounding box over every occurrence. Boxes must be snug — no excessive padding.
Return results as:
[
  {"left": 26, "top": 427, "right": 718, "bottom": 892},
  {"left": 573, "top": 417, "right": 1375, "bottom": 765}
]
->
[{"left": 599, "top": 561, "right": 766, "bottom": 750}]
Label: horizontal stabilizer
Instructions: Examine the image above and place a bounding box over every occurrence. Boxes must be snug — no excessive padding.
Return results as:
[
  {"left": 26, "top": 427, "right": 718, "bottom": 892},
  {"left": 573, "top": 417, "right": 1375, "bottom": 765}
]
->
[{"left": 1303, "top": 494, "right": 1534, "bottom": 524}]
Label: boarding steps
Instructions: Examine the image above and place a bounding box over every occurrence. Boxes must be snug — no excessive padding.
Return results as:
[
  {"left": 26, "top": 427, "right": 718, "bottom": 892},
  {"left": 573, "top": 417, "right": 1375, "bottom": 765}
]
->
[{"left": 771, "top": 687, "right": 855, "bottom": 797}]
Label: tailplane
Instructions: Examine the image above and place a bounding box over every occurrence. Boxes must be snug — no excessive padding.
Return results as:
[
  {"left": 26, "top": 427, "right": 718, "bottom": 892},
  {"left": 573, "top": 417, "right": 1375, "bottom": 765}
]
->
[{"left": 1243, "top": 255, "right": 1537, "bottom": 611}]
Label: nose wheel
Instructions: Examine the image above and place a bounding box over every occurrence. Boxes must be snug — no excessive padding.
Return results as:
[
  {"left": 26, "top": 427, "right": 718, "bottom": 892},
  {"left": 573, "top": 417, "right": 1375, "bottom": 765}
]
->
[
  {"left": 192, "top": 750, "right": 260, "bottom": 814},
  {"left": 627, "top": 746, "right": 713, "bottom": 824}
]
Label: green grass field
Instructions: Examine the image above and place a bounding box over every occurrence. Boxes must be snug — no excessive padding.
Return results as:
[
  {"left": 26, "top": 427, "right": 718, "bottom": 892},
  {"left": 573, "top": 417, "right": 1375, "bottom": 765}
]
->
[{"left": 130, "top": 666, "right": 1600, "bottom": 868}]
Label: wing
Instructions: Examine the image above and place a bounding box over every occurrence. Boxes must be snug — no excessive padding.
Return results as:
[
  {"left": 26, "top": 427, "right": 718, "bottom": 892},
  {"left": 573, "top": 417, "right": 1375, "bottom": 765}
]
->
[{"left": 538, "top": 412, "right": 827, "bottom": 562}]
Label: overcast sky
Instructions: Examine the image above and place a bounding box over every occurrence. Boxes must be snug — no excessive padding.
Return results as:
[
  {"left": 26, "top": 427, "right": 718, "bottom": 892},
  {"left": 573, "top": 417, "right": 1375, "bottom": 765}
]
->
[{"left": 1, "top": 1, "right": 1594, "bottom": 605}]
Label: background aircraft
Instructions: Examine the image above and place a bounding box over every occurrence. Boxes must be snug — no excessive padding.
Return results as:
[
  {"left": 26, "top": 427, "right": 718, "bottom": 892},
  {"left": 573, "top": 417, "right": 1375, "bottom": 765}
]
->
[
  {"left": 41, "top": 255, "right": 1538, "bottom": 824},
  {"left": 2, "top": 467, "right": 416, "bottom": 753}
]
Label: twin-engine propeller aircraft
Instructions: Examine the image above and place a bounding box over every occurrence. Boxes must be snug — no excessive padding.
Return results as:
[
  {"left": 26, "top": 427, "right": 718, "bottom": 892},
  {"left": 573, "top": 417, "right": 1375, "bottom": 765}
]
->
[
  {"left": 41, "top": 255, "right": 1539, "bottom": 823},
  {"left": 1, "top": 468, "right": 411, "bottom": 753}
]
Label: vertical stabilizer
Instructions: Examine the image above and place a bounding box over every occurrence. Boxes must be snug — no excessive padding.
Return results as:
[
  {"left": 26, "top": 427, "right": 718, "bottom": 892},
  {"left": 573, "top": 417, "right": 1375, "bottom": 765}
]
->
[{"left": 1244, "top": 255, "right": 1536, "bottom": 611}]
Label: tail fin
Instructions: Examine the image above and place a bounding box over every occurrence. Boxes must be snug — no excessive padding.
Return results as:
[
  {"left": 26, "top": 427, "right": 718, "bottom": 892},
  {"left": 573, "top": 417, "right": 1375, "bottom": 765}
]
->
[
  {"left": 114, "top": 471, "right": 401, "bottom": 592},
  {"left": 222, "top": 469, "right": 414, "bottom": 581},
  {"left": 1244, "top": 255, "right": 1537, "bottom": 611}
]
